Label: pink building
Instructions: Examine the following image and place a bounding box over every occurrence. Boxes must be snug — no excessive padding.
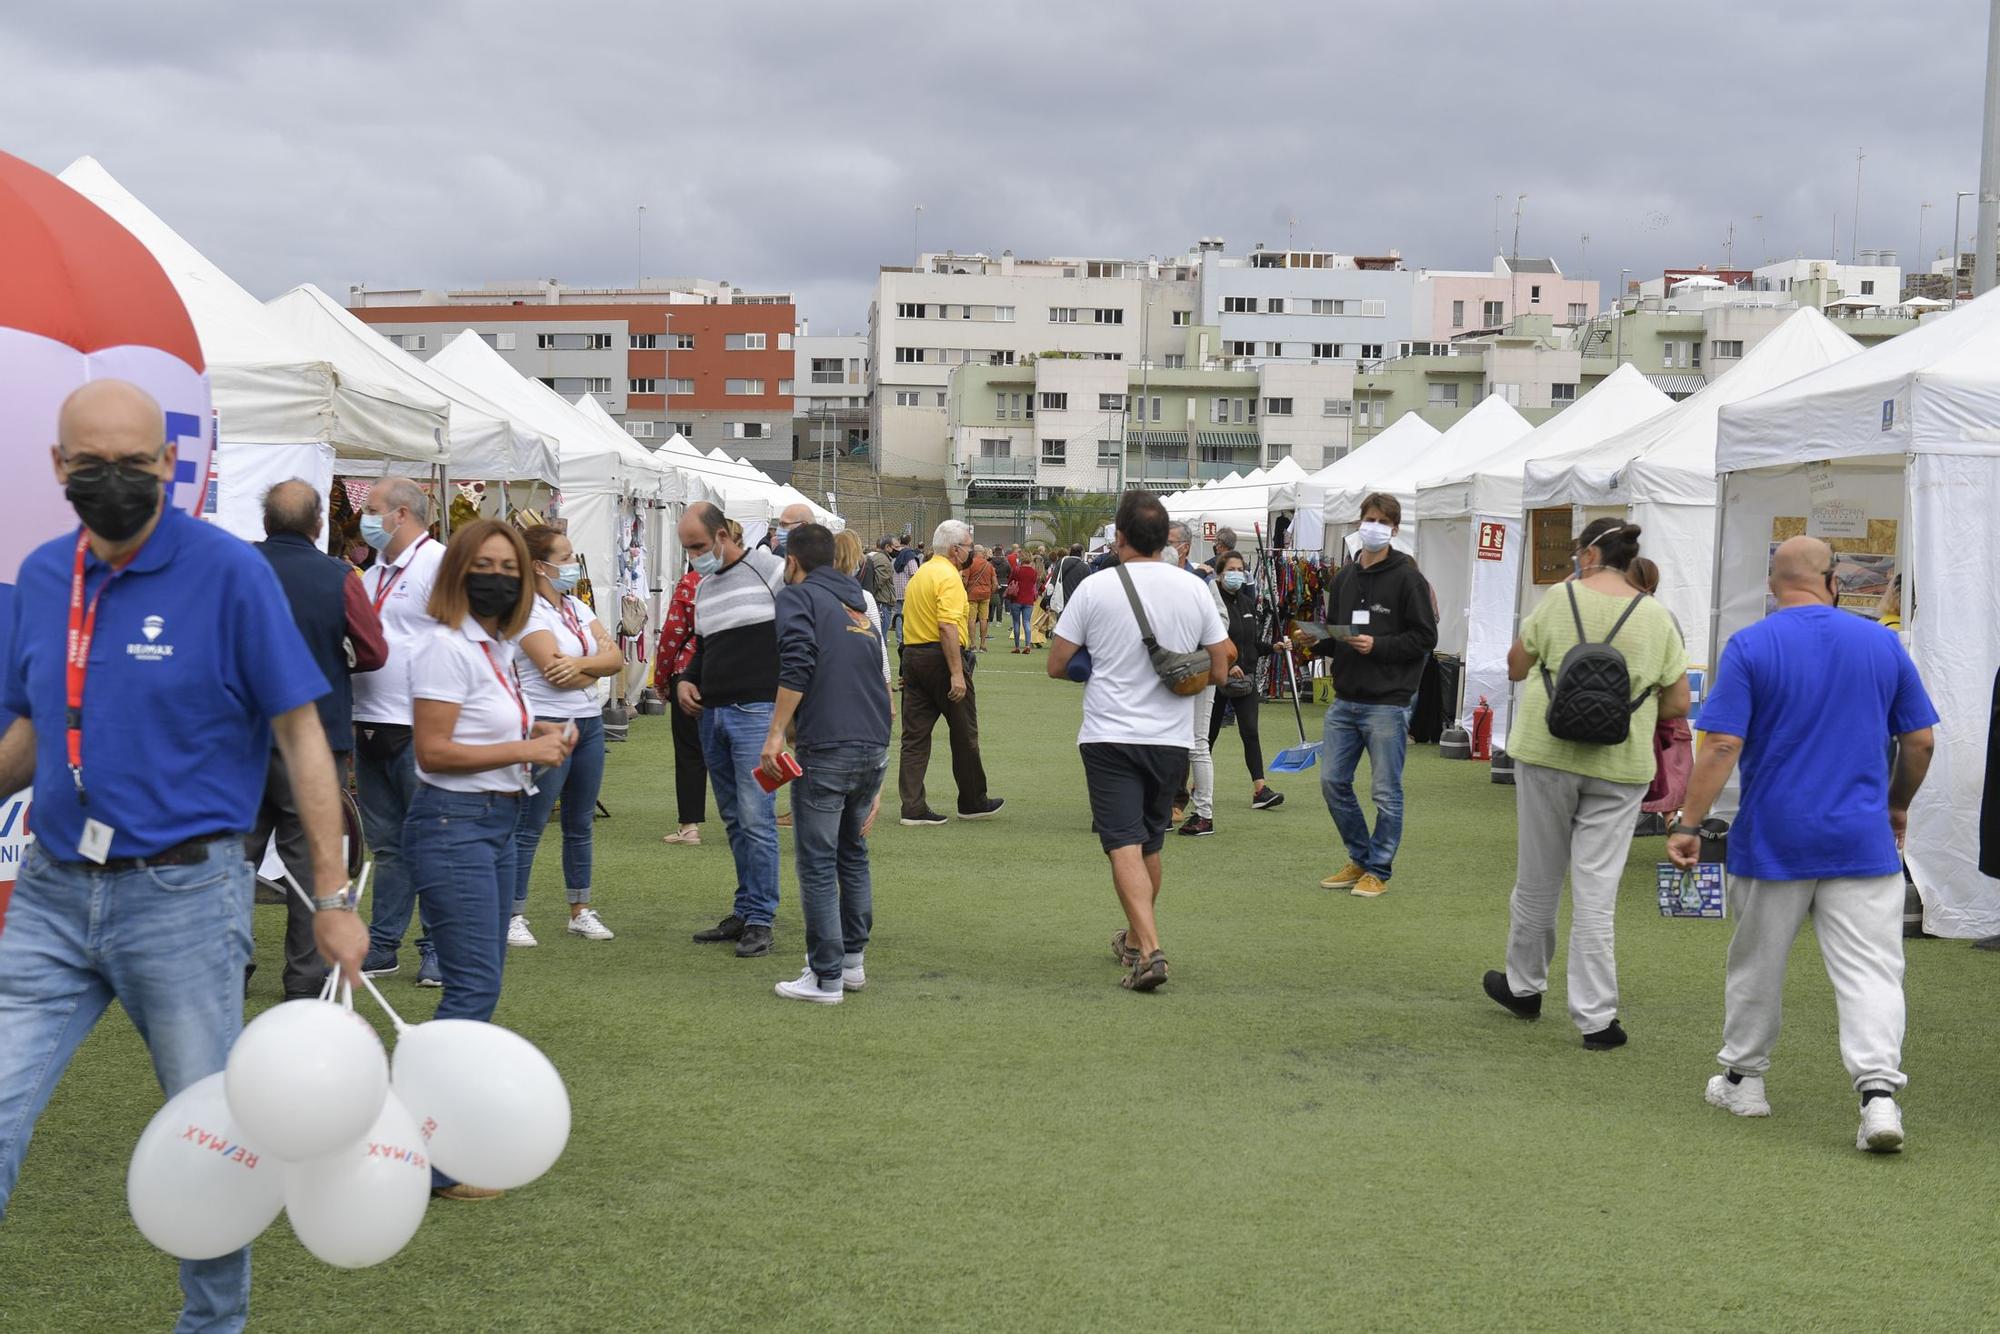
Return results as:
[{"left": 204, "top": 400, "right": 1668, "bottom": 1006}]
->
[{"left": 1419, "top": 259, "right": 1600, "bottom": 341}]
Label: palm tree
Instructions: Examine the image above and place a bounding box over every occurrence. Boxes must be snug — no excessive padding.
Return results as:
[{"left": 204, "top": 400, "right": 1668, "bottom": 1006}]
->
[{"left": 1033, "top": 492, "right": 1118, "bottom": 551}]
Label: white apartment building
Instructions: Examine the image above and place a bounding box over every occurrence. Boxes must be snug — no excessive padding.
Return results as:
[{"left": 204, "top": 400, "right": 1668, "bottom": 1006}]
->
[
  {"left": 868, "top": 251, "right": 1198, "bottom": 481},
  {"left": 1751, "top": 255, "right": 1903, "bottom": 307},
  {"left": 792, "top": 331, "right": 869, "bottom": 459},
  {"left": 1196, "top": 241, "right": 1422, "bottom": 364}
]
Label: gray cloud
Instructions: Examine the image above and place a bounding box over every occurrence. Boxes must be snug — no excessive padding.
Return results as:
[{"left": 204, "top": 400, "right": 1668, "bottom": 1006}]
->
[{"left": 4, "top": 0, "right": 1988, "bottom": 333}]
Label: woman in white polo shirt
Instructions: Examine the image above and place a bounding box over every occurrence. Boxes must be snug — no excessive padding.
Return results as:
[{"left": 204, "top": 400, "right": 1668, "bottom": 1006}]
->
[
  {"left": 508, "top": 525, "right": 624, "bottom": 947},
  {"left": 405, "top": 520, "right": 572, "bottom": 1036}
]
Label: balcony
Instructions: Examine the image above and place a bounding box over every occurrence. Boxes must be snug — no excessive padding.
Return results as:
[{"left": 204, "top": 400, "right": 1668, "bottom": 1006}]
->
[
  {"left": 966, "top": 456, "right": 1038, "bottom": 479},
  {"left": 1125, "top": 453, "right": 1190, "bottom": 484}
]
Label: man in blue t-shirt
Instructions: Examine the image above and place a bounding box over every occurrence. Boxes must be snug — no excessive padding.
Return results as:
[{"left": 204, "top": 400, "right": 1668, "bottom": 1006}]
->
[
  {"left": 1670, "top": 536, "right": 1937, "bottom": 1154},
  {"left": 0, "top": 381, "right": 367, "bottom": 1333}
]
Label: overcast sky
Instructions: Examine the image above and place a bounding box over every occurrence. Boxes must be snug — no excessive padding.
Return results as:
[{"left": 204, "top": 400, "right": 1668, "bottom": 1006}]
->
[{"left": 7, "top": 0, "right": 1993, "bottom": 331}]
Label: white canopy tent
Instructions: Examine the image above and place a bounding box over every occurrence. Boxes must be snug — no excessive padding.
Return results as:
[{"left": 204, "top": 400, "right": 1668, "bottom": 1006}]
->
[
  {"left": 57, "top": 158, "right": 449, "bottom": 542},
  {"left": 1163, "top": 457, "right": 1304, "bottom": 557},
  {"left": 1322, "top": 397, "right": 1532, "bottom": 566},
  {"left": 1268, "top": 412, "right": 1443, "bottom": 555},
  {"left": 1417, "top": 365, "right": 1671, "bottom": 738},
  {"left": 1522, "top": 309, "right": 1862, "bottom": 669},
  {"left": 1714, "top": 286, "right": 2000, "bottom": 939}
]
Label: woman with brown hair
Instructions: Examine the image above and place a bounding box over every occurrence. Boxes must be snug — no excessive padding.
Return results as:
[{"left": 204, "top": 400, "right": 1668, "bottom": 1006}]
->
[{"left": 405, "top": 520, "right": 573, "bottom": 1201}]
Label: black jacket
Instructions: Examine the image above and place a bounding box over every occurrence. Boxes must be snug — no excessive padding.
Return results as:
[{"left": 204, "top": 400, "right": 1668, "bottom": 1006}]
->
[
  {"left": 776, "top": 567, "right": 891, "bottom": 750},
  {"left": 256, "top": 532, "right": 356, "bottom": 752},
  {"left": 1320, "top": 550, "right": 1437, "bottom": 705},
  {"left": 1219, "top": 582, "right": 1263, "bottom": 670}
]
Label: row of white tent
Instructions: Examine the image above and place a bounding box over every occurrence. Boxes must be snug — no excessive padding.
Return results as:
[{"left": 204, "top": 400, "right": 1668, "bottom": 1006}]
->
[
  {"left": 1259, "top": 296, "right": 2000, "bottom": 939},
  {"left": 55, "top": 156, "right": 839, "bottom": 639}
]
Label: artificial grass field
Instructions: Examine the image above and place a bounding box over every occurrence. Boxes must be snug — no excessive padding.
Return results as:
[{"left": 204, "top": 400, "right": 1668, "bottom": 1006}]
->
[{"left": 3, "top": 648, "right": 1996, "bottom": 1331}]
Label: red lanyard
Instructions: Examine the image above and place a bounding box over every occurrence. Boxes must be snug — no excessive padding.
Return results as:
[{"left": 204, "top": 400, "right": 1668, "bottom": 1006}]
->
[
  {"left": 556, "top": 597, "right": 586, "bottom": 652},
  {"left": 477, "top": 642, "right": 530, "bottom": 742},
  {"left": 65, "top": 532, "right": 120, "bottom": 803},
  {"left": 370, "top": 534, "right": 431, "bottom": 612}
]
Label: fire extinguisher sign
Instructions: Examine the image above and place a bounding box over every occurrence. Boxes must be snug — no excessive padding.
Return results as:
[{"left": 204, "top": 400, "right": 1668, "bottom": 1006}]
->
[{"left": 1476, "top": 522, "right": 1506, "bottom": 561}]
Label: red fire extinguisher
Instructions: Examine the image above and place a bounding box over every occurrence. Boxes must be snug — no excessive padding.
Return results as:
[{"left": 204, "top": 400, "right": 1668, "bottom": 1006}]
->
[{"left": 1470, "top": 697, "right": 1494, "bottom": 761}]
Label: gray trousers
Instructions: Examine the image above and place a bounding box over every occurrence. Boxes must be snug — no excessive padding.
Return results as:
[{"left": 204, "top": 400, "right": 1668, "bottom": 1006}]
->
[
  {"left": 1187, "top": 685, "right": 1216, "bottom": 819},
  {"left": 1719, "top": 874, "right": 1907, "bottom": 1093},
  {"left": 1504, "top": 760, "right": 1647, "bottom": 1033},
  {"left": 244, "top": 748, "right": 341, "bottom": 999}
]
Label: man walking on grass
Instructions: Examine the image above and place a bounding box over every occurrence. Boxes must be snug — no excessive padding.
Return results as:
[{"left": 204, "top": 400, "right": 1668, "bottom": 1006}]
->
[
  {"left": 763, "top": 524, "right": 892, "bottom": 1005},
  {"left": 1671, "top": 536, "right": 1936, "bottom": 1153},
  {"left": 1048, "top": 491, "right": 1230, "bottom": 992},
  {"left": 898, "top": 520, "right": 1002, "bottom": 826}
]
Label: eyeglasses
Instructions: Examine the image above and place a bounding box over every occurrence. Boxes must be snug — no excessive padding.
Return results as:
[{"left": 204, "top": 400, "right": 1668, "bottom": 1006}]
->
[{"left": 61, "top": 445, "right": 166, "bottom": 478}]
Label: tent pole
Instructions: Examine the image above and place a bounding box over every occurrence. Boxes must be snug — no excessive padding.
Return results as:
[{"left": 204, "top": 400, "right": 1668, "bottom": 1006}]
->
[
  {"left": 1705, "top": 471, "right": 1731, "bottom": 676},
  {"left": 435, "top": 461, "right": 452, "bottom": 539}
]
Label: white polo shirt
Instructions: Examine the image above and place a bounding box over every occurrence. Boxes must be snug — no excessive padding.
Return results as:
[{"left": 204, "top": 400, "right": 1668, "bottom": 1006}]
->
[
  {"left": 410, "top": 617, "right": 533, "bottom": 794},
  {"left": 517, "top": 593, "right": 606, "bottom": 721},
  {"left": 351, "top": 533, "right": 446, "bottom": 726}
]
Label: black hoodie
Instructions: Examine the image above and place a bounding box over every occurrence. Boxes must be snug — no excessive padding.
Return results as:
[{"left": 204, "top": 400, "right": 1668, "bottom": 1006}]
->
[
  {"left": 776, "top": 566, "right": 892, "bottom": 751},
  {"left": 1319, "top": 549, "right": 1438, "bottom": 705}
]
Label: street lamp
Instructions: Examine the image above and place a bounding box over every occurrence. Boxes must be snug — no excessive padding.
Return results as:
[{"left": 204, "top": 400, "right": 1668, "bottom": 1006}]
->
[{"left": 1954, "top": 190, "right": 1976, "bottom": 303}]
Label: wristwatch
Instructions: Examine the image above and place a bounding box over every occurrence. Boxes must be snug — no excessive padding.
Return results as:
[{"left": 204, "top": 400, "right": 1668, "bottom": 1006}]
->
[
  {"left": 1667, "top": 822, "right": 1702, "bottom": 837},
  {"left": 311, "top": 888, "right": 357, "bottom": 912}
]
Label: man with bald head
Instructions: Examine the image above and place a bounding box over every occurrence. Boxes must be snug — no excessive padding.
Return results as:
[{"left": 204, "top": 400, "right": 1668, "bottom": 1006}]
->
[
  {"left": 771, "top": 500, "right": 813, "bottom": 557},
  {"left": 350, "top": 473, "right": 447, "bottom": 984},
  {"left": 0, "top": 380, "right": 366, "bottom": 1330},
  {"left": 1672, "top": 535, "right": 1938, "bottom": 1152}
]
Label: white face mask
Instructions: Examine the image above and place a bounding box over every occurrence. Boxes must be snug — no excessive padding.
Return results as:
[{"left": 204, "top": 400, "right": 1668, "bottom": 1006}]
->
[{"left": 1358, "top": 520, "right": 1393, "bottom": 552}]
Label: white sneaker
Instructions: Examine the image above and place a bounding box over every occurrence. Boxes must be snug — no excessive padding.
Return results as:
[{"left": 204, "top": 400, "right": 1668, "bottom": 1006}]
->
[
  {"left": 1857, "top": 1096, "right": 1904, "bottom": 1153},
  {"left": 775, "top": 968, "right": 843, "bottom": 1004},
  {"left": 804, "top": 952, "right": 867, "bottom": 990},
  {"left": 507, "top": 915, "right": 538, "bottom": 948},
  {"left": 567, "top": 908, "right": 614, "bottom": 941},
  {"left": 1704, "top": 1073, "right": 1771, "bottom": 1117}
]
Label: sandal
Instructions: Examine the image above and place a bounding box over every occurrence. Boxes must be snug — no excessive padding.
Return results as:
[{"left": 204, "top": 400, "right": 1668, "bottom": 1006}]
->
[
  {"left": 1110, "top": 929, "right": 1139, "bottom": 967},
  {"left": 661, "top": 827, "right": 701, "bottom": 845},
  {"left": 1121, "top": 950, "right": 1169, "bottom": 991}
]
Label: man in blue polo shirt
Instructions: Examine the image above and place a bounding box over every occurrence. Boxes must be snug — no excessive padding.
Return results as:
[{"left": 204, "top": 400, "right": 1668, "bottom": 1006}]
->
[
  {"left": 0, "top": 380, "right": 367, "bottom": 1333},
  {"left": 1670, "top": 536, "right": 1937, "bottom": 1154}
]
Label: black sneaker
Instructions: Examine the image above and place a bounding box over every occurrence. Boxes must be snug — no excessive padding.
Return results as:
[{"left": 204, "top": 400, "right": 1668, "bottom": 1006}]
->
[
  {"left": 957, "top": 797, "right": 1005, "bottom": 821},
  {"left": 360, "top": 947, "right": 400, "bottom": 978},
  {"left": 693, "top": 914, "right": 745, "bottom": 943},
  {"left": 1251, "top": 789, "right": 1286, "bottom": 811},
  {"left": 900, "top": 808, "right": 949, "bottom": 827},
  {"left": 735, "top": 924, "right": 774, "bottom": 957},
  {"left": 1482, "top": 969, "right": 1542, "bottom": 1020},
  {"left": 1177, "top": 815, "right": 1214, "bottom": 837},
  {"left": 1582, "top": 1019, "right": 1628, "bottom": 1051}
]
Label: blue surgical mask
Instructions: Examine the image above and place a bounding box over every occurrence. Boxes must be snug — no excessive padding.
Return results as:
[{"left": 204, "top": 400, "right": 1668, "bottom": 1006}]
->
[
  {"left": 772, "top": 526, "right": 791, "bottom": 555},
  {"left": 691, "top": 551, "right": 721, "bottom": 576},
  {"left": 1222, "top": 570, "right": 1247, "bottom": 592},
  {"left": 547, "top": 561, "right": 581, "bottom": 593},
  {"left": 359, "top": 512, "right": 391, "bottom": 551}
]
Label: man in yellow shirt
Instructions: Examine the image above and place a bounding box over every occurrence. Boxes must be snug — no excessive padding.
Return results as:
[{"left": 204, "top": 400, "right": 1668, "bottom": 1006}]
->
[{"left": 898, "top": 519, "right": 1002, "bottom": 825}]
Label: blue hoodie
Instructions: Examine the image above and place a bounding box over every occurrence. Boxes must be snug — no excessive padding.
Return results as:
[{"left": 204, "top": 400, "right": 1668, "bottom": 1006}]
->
[{"left": 776, "top": 566, "right": 892, "bottom": 751}]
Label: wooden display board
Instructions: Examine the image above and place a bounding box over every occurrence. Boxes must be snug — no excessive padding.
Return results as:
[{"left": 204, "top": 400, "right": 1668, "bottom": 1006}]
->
[{"left": 1529, "top": 508, "right": 1575, "bottom": 586}]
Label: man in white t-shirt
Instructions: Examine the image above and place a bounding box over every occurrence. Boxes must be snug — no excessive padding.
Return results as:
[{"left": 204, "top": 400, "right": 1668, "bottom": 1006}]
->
[
  {"left": 350, "top": 478, "right": 448, "bottom": 986},
  {"left": 1047, "top": 491, "right": 1230, "bottom": 992}
]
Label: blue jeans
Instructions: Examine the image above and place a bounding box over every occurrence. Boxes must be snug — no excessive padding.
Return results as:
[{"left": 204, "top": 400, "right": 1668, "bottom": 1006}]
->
[
  {"left": 888, "top": 598, "right": 904, "bottom": 642},
  {"left": 354, "top": 725, "right": 430, "bottom": 955},
  {"left": 700, "top": 702, "right": 780, "bottom": 926},
  {"left": 0, "top": 839, "right": 253, "bottom": 1332},
  {"left": 1320, "top": 698, "right": 1411, "bottom": 880},
  {"left": 793, "top": 742, "right": 886, "bottom": 984},
  {"left": 403, "top": 785, "right": 519, "bottom": 1024},
  {"left": 1008, "top": 601, "right": 1033, "bottom": 648},
  {"left": 511, "top": 714, "right": 605, "bottom": 914}
]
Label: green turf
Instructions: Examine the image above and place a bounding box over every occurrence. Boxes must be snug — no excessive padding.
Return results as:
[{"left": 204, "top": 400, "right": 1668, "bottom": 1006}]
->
[{"left": 4, "top": 649, "right": 1995, "bottom": 1331}]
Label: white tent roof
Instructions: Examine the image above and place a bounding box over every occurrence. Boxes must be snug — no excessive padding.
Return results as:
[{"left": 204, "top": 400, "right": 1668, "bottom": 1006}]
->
[
  {"left": 57, "top": 157, "right": 447, "bottom": 466},
  {"left": 1672, "top": 275, "right": 1729, "bottom": 290},
  {"left": 430, "top": 331, "right": 622, "bottom": 492},
  {"left": 570, "top": 393, "right": 671, "bottom": 500},
  {"left": 1718, "top": 283, "right": 2000, "bottom": 468},
  {"left": 1526, "top": 309, "right": 1862, "bottom": 510},
  {"left": 1416, "top": 364, "right": 1670, "bottom": 520},
  {"left": 1325, "top": 395, "right": 1531, "bottom": 525},
  {"left": 1273, "top": 412, "right": 1443, "bottom": 514},
  {"left": 265, "top": 284, "right": 558, "bottom": 485}
]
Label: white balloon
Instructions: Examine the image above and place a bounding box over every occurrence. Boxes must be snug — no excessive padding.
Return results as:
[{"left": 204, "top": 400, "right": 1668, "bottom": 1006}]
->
[
  {"left": 127, "top": 1072, "right": 286, "bottom": 1260},
  {"left": 392, "top": 1020, "right": 570, "bottom": 1190},
  {"left": 225, "top": 999, "right": 388, "bottom": 1162},
  {"left": 282, "top": 1090, "right": 431, "bottom": 1269}
]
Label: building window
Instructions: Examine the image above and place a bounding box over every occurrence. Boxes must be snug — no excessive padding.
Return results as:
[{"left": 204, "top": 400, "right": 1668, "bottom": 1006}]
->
[
  {"left": 1232, "top": 398, "right": 1247, "bottom": 424},
  {"left": 535, "top": 332, "right": 612, "bottom": 351},
  {"left": 630, "top": 334, "right": 658, "bottom": 350},
  {"left": 630, "top": 378, "right": 660, "bottom": 394},
  {"left": 1224, "top": 296, "right": 1257, "bottom": 313},
  {"left": 1149, "top": 396, "right": 1163, "bottom": 421},
  {"left": 1099, "top": 393, "right": 1125, "bottom": 411},
  {"left": 724, "top": 332, "right": 768, "bottom": 351},
  {"left": 1490, "top": 382, "right": 1522, "bottom": 405},
  {"left": 994, "top": 391, "right": 1011, "bottom": 420},
  {"left": 811, "top": 358, "right": 844, "bottom": 384},
  {"left": 993, "top": 305, "right": 1015, "bottom": 322},
  {"left": 778, "top": 379, "right": 794, "bottom": 395},
  {"left": 1225, "top": 340, "right": 1256, "bottom": 357},
  {"left": 1360, "top": 343, "right": 1384, "bottom": 360},
  {"left": 666, "top": 378, "right": 695, "bottom": 395},
  {"left": 1663, "top": 342, "right": 1682, "bottom": 369},
  {"left": 1039, "top": 392, "right": 1068, "bottom": 411},
  {"left": 936, "top": 392, "right": 947, "bottom": 407},
  {"left": 1049, "top": 307, "right": 1078, "bottom": 323},
  {"left": 1209, "top": 398, "right": 1226, "bottom": 424},
  {"left": 894, "top": 346, "right": 924, "bottom": 363},
  {"left": 1266, "top": 441, "right": 1292, "bottom": 463},
  {"left": 725, "top": 379, "right": 765, "bottom": 395},
  {"left": 1041, "top": 438, "right": 1067, "bottom": 464},
  {"left": 1163, "top": 354, "right": 1185, "bottom": 368},
  {"left": 1308, "top": 298, "right": 1341, "bottom": 315},
  {"left": 475, "top": 331, "right": 519, "bottom": 351},
  {"left": 778, "top": 333, "right": 793, "bottom": 350},
  {"left": 1091, "top": 308, "right": 1124, "bottom": 325},
  {"left": 988, "top": 350, "right": 1016, "bottom": 366},
  {"left": 1428, "top": 383, "right": 1459, "bottom": 408},
  {"left": 728, "top": 422, "right": 770, "bottom": 440},
  {"left": 897, "top": 302, "right": 927, "bottom": 319},
  {"left": 669, "top": 421, "right": 694, "bottom": 438},
  {"left": 1567, "top": 303, "right": 1587, "bottom": 322},
  {"left": 1531, "top": 284, "right": 1543, "bottom": 304},
  {"left": 1691, "top": 341, "right": 1702, "bottom": 369},
  {"left": 1264, "top": 397, "right": 1293, "bottom": 416},
  {"left": 1265, "top": 342, "right": 1285, "bottom": 357},
  {"left": 894, "top": 391, "right": 921, "bottom": 407},
  {"left": 1712, "top": 339, "right": 1744, "bottom": 360},
  {"left": 1265, "top": 298, "right": 1285, "bottom": 314},
  {"left": 1451, "top": 300, "right": 1465, "bottom": 328},
  {"left": 1551, "top": 382, "right": 1577, "bottom": 403},
  {"left": 1324, "top": 398, "right": 1352, "bottom": 417},
  {"left": 979, "top": 438, "right": 1011, "bottom": 459},
  {"left": 670, "top": 333, "right": 695, "bottom": 350},
  {"left": 1097, "top": 438, "right": 1120, "bottom": 465},
  {"left": 1172, "top": 310, "right": 1191, "bottom": 326},
  {"left": 1860, "top": 280, "right": 1875, "bottom": 295},
  {"left": 1478, "top": 301, "right": 1501, "bottom": 326},
  {"left": 626, "top": 420, "right": 656, "bottom": 438}
]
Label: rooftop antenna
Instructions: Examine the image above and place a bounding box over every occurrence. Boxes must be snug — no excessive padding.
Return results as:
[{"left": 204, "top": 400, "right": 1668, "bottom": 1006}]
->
[
  {"left": 1579, "top": 232, "right": 1590, "bottom": 278},
  {"left": 1751, "top": 213, "right": 1766, "bottom": 264},
  {"left": 636, "top": 205, "right": 646, "bottom": 288},
  {"left": 1510, "top": 193, "right": 1526, "bottom": 266},
  {"left": 1852, "top": 147, "right": 1866, "bottom": 263},
  {"left": 1722, "top": 219, "right": 1734, "bottom": 270},
  {"left": 1492, "top": 194, "right": 1502, "bottom": 261}
]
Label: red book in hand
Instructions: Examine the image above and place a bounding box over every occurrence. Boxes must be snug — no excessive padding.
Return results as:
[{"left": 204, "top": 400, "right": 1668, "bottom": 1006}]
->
[{"left": 755, "top": 751, "right": 804, "bottom": 793}]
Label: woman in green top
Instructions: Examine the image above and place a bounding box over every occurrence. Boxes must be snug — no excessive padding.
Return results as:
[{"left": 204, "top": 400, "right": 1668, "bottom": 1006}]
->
[{"left": 1482, "top": 519, "right": 1691, "bottom": 1049}]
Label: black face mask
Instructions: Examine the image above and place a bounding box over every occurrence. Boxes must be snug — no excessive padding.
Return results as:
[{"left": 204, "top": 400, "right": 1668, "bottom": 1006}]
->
[
  {"left": 466, "top": 573, "right": 521, "bottom": 619},
  {"left": 66, "top": 462, "right": 164, "bottom": 543}
]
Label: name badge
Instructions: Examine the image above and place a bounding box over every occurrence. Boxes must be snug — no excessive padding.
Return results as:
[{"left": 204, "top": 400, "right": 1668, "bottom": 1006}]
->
[
  {"left": 1351, "top": 609, "right": 1372, "bottom": 627},
  {"left": 79, "top": 818, "right": 116, "bottom": 865}
]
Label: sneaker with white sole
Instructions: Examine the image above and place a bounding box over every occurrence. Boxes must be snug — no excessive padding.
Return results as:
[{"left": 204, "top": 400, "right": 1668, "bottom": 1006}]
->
[
  {"left": 568, "top": 908, "right": 614, "bottom": 941},
  {"left": 1857, "top": 1095, "right": 1904, "bottom": 1153},
  {"left": 507, "top": 915, "right": 538, "bottom": 948},
  {"left": 800, "top": 953, "right": 867, "bottom": 990},
  {"left": 775, "top": 968, "right": 843, "bottom": 1004},
  {"left": 1704, "top": 1073, "right": 1771, "bottom": 1117}
]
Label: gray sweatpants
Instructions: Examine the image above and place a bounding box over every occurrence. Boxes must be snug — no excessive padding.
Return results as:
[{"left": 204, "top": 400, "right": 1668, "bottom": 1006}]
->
[
  {"left": 1188, "top": 685, "right": 1216, "bottom": 820},
  {"left": 1718, "top": 874, "right": 1907, "bottom": 1093},
  {"left": 1504, "top": 760, "right": 1647, "bottom": 1034}
]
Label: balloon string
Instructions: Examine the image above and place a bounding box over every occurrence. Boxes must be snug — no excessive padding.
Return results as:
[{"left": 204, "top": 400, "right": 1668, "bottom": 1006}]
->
[{"left": 356, "top": 971, "right": 412, "bottom": 1035}]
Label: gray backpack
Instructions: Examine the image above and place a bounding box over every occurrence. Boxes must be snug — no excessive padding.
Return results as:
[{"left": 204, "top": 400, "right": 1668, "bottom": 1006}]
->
[{"left": 1539, "top": 584, "right": 1654, "bottom": 744}]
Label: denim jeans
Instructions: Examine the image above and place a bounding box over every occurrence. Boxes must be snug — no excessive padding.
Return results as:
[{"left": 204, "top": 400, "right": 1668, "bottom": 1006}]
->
[
  {"left": 793, "top": 742, "right": 887, "bottom": 984},
  {"left": 354, "top": 725, "right": 430, "bottom": 955},
  {"left": 700, "top": 702, "right": 780, "bottom": 926},
  {"left": 511, "top": 714, "right": 605, "bottom": 914},
  {"left": 0, "top": 839, "right": 254, "bottom": 1333},
  {"left": 1320, "top": 698, "right": 1412, "bottom": 880},
  {"left": 403, "top": 785, "right": 519, "bottom": 1025},
  {"left": 1008, "top": 601, "right": 1033, "bottom": 648}
]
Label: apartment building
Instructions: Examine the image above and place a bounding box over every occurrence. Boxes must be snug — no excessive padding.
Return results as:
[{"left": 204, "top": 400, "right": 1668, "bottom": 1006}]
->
[
  {"left": 792, "top": 331, "right": 869, "bottom": 462},
  {"left": 350, "top": 279, "right": 798, "bottom": 477},
  {"left": 1419, "top": 257, "right": 1599, "bottom": 339},
  {"left": 868, "top": 251, "right": 1198, "bottom": 481},
  {"left": 1751, "top": 255, "right": 1902, "bottom": 309},
  {"left": 1196, "top": 242, "right": 1420, "bottom": 364}
]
